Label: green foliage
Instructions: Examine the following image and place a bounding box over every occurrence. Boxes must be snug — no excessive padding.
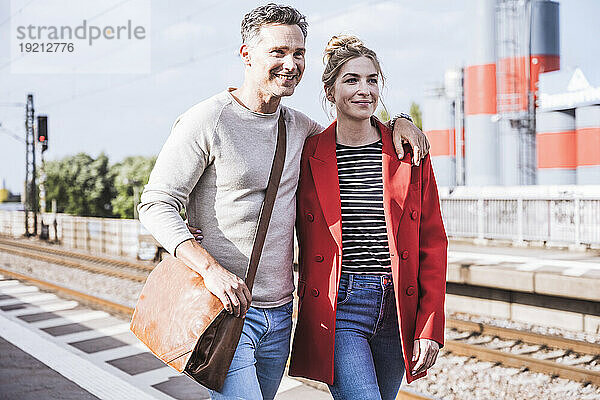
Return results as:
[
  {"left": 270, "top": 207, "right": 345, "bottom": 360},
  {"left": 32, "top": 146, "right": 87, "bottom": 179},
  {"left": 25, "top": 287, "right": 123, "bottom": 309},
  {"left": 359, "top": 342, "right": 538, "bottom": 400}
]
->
[
  {"left": 111, "top": 156, "right": 156, "bottom": 219},
  {"left": 409, "top": 102, "right": 423, "bottom": 131},
  {"left": 43, "top": 153, "right": 156, "bottom": 218},
  {"left": 376, "top": 107, "right": 391, "bottom": 122},
  {"left": 44, "top": 153, "right": 115, "bottom": 217}
]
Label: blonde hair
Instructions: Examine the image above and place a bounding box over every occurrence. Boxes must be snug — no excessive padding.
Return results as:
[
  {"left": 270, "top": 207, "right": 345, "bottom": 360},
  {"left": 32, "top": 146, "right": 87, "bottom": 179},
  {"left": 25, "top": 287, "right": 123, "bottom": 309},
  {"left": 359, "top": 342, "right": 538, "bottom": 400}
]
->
[{"left": 321, "top": 35, "right": 386, "bottom": 116}]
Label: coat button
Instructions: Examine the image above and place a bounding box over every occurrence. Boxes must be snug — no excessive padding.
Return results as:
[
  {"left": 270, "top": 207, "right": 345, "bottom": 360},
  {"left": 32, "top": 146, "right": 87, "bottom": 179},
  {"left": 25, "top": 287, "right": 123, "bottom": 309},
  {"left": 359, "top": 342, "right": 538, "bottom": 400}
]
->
[
  {"left": 311, "top": 288, "right": 320, "bottom": 297},
  {"left": 314, "top": 255, "right": 324, "bottom": 262},
  {"left": 410, "top": 210, "right": 418, "bottom": 220},
  {"left": 406, "top": 286, "right": 416, "bottom": 296},
  {"left": 401, "top": 250, "right": 409, "bottom": 260},
  {"left": 306, "top": 212, "right": 314, "bottom": 222}
]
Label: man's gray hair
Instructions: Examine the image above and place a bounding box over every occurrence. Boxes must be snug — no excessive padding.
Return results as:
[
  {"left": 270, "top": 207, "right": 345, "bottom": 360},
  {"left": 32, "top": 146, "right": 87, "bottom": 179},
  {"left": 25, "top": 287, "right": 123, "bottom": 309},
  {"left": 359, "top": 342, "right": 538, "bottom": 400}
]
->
[{"left": 241, "top": 3, "right": 308, "bottom": 44}]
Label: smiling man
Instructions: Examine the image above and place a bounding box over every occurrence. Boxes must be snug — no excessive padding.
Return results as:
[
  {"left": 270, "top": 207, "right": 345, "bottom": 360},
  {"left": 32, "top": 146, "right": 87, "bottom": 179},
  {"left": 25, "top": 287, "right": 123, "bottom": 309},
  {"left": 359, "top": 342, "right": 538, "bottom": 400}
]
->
[{"left": 138, "top": 4, "right": 429, "bottom": 399}]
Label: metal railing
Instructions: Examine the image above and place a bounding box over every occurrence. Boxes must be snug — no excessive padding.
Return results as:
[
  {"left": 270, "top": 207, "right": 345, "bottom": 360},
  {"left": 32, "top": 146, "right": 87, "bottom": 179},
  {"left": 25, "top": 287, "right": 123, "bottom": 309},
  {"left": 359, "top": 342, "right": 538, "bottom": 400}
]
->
[
  {"left": 440, "top": 197, "right": 600, "bottom": 247},
  {"left": 1, "top": 196, "right": 599, "bottom": 257}
]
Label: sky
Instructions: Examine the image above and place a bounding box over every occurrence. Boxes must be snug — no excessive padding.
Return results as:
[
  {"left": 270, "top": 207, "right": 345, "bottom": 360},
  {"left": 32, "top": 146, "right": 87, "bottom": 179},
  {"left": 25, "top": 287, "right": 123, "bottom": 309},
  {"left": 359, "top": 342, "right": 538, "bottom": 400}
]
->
[{"left": 0, "top": 0, "right": 599, "bottom": 193}]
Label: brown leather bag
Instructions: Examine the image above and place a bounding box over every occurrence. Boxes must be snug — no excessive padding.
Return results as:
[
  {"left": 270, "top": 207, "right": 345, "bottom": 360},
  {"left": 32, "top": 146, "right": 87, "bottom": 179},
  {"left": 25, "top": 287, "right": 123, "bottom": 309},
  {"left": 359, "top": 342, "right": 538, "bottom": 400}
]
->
[{"left": 130, "top": 112, "right": 287, "bottom": 391}]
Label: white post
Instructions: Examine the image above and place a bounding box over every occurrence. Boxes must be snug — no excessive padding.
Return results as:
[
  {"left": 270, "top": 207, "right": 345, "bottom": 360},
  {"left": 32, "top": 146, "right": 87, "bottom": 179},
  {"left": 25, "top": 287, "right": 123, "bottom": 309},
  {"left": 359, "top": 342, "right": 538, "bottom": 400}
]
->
[
  {"left": 514, "top": 197, "right": 525, "bottom": 246},
  {"left": 574, "top": 196, "right": 580, "bottom": 245},
  {"left": 475, "top": 197, "right": 487, "bottom": 245}
]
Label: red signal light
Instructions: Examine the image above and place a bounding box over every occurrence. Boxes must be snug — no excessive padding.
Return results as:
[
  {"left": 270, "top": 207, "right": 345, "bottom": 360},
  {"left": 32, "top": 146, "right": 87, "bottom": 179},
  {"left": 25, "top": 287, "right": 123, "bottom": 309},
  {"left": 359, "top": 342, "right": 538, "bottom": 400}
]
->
[{"left": 39, "top": 135, "right": 46, "bottom": 142}]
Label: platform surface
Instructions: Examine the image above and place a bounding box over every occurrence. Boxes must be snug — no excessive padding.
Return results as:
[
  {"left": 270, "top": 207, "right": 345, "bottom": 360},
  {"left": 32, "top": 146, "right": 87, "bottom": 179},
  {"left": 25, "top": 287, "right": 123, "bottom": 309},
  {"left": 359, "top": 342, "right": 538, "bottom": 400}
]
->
[{"left": 0, "top": 275, "right": 332, "bottom": 400}]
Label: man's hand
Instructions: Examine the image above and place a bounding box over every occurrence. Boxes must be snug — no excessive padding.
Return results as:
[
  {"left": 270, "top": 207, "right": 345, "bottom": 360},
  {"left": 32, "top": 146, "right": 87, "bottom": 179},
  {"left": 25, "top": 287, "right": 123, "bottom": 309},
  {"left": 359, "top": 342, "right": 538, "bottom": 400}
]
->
[
  {"left": 391, "top": 118, "right": 430, "bottom": 166},
  {"left": 187, "top": 224, "right": 204, "bottom": 243},
  {"left": 411, "top": 338, "right": 440, "bottom": 375},
  {"left": 175, "top": 238, "right": 252, "bottom": 318}
]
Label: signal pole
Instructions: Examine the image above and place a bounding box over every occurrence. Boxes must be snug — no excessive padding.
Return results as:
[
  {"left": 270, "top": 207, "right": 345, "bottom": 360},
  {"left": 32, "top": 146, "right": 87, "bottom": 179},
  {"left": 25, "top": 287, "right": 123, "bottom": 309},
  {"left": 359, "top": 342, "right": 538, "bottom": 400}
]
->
[
  {"left": 37, "top": 116, "right": 48, "bottom": 214},
  {"left": 24, "top": 94, "right": 37, "bottom": 236}
]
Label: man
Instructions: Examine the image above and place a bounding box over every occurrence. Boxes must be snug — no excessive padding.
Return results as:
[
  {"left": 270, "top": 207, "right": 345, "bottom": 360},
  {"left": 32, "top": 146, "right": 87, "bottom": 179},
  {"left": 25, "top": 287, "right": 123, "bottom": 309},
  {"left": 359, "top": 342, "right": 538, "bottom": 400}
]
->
[{"left": 138, "top": 4, "right": 429, "bottom": 399}]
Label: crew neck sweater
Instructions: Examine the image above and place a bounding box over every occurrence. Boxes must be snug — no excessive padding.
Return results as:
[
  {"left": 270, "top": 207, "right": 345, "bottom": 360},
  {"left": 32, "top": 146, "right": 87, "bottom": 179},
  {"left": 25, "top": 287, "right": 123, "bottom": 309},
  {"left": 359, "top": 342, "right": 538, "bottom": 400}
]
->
[{"left": 138, "top": 89, "right": 322, "bottom": 307}]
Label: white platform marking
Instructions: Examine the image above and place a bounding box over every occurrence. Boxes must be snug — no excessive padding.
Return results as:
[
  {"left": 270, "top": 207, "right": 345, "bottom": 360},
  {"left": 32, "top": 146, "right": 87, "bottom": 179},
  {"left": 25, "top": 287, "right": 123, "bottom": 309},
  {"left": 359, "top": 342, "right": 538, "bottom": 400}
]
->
[
  {"left": 0, "top": 285, "right": 40, "bottom": 294},
  {"left": 276, "top": 376, "right": 303, "bottom": 394},
  {"left": 130, "top": 366, "right": 178, "bottom": 387},
  {"left": 55, "top": 322, "right": 132, "bottom": 343},
  {"left": 0, "top": 312, "right": 162, "bottom": 399},
  {"left": 8, "top": 300, "right": 79, "bottom": 314},
  {"left": 31, "top": 310, "right": 112, "bottom": 329},
  {"left": 0, "top": 292, "right": 58, "bottom": 305},
  {"left": 88, "top": 342, "right": 149, "bottom": 363}
]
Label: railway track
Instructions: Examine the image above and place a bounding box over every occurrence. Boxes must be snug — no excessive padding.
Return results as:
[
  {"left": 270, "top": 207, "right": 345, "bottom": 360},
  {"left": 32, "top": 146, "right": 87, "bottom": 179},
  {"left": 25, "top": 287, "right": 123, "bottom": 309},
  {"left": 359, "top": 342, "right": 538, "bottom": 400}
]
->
[
  {"left": 1, "top": 239, "right": 599, "bottom": 390},
  {"left": 445, "top": 318, "right": 600, "bottom": 386},
  {"left": 0, "top": 237, "right": 152, "bottom": 282}
]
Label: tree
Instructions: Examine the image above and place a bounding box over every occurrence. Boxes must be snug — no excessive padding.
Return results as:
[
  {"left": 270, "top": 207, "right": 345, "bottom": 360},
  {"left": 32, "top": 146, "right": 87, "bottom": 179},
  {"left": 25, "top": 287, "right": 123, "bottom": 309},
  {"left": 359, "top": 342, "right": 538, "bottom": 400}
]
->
[
  {"left": 376, "top": 107, "right": 391, "bottom": 122},
  {"left": 409, "top": 102, "right": 423, "bottom": 131},
  {"left": 110, "top": 156, "right": 156, "bottom": 219},
  {"left": 44, "top": 153, "right": 115, "bottom": 217}
]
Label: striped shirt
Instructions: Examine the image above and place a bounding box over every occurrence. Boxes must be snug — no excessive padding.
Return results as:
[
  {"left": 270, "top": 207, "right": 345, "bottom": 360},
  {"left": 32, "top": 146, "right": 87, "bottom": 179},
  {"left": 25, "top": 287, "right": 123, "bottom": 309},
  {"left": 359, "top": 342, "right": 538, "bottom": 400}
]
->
[{"left": 336, "top": 140, "right": 391, "bottom": 274}]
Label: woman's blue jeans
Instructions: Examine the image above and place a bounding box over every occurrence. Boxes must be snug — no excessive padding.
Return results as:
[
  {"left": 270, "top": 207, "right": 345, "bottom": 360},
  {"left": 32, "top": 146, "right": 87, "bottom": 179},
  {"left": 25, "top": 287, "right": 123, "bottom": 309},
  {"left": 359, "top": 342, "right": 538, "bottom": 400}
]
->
[
  {"left": 208, "top": 301, "right": 293, "bottom": 400},
  {"left": 328, "top": 273, "right": 405, "bottom": 400}
]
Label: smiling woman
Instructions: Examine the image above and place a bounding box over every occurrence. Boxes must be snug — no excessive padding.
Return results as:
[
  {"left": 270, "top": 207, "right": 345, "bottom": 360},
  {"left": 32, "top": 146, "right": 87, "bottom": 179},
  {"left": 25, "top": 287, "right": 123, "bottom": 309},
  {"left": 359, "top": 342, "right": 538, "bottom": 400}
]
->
[{"left": 289, "top": 34, "right": 448, "bottom": 400}]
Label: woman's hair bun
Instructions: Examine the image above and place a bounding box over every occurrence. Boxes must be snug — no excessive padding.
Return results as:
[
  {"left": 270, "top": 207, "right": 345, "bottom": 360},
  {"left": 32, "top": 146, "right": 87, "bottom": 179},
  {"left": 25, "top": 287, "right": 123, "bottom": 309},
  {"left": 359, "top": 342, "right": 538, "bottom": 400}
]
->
[{"left": 324, "top": 35, "right": 363, "bottom": 63}]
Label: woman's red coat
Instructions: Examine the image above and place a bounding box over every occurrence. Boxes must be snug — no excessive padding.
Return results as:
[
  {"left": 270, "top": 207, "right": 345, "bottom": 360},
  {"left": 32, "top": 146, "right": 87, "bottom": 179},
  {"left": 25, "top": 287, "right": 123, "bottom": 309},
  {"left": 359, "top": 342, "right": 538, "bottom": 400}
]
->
[{"left": 289, "top": 119, "right": 448, "bottom": 385}]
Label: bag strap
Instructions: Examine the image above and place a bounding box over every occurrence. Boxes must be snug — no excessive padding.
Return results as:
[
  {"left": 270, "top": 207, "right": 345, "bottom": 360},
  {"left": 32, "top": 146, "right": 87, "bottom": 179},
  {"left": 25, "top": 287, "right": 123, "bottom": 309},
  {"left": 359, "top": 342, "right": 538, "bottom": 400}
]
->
[{"left": 244, "top": 110, "right": 287, "bottom": 291}]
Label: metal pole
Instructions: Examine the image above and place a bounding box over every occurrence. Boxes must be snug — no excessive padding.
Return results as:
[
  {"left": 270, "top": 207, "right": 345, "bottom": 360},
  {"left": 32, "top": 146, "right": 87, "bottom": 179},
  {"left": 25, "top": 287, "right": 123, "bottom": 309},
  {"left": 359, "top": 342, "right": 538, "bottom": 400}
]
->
[
  {"left": 455, "top": 68, "right": 465, "bottom": 186},
  {"left": 527, "top": 0, "right": 537, "bottom": 185},
  {"left": 24, "top": 94, "right": 37, "bottom": 236}
]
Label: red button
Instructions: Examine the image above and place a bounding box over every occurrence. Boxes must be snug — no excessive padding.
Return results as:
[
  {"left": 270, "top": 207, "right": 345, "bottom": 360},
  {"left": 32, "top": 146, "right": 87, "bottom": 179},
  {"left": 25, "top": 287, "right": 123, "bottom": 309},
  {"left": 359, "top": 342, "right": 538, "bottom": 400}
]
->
[
  {"left": 406, "top": 286, "right": 416, "bottom": 296},
  {"left": 311, "top": 288, "right": 320, "bottom": 297},
  {"left": 315, "top": 255, "right": 324, "bottom": 262},
  {"left": 401, "top": 250, "right": 409, "bottom": 260},
  {"left": 410, "top": 210, "right": 418, "bottom": 220},
  {"left": 306, "top": 213, "right": 314, "bottom": 222}
]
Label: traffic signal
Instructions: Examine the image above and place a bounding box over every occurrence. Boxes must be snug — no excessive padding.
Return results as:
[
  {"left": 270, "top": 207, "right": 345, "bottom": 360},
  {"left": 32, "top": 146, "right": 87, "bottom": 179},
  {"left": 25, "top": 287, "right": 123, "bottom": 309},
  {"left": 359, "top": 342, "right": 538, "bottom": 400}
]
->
[{"left": 37, "top": 115, "right": 48, "bottom": 153}]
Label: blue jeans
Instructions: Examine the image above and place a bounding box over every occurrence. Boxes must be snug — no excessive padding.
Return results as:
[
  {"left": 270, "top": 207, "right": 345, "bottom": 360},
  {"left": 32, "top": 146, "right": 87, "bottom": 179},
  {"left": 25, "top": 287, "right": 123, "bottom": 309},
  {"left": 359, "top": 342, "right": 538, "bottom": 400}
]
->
[
  {"left": 328, "top": 273, "right": 405, "bottom": 400},
  {"left": 208, "top": 301, "right": 293, "bottom": 400}
]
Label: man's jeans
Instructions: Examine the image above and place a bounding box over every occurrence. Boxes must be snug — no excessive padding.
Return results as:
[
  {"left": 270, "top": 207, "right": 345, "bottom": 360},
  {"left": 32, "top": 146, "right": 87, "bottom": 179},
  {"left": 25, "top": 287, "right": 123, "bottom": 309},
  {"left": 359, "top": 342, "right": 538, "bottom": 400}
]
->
[
  {"left": 208, "top": 301, "right": 293, "bottom": 400},
  {"left": 328, "top": 273, "right": 405, "bottom": 400}
]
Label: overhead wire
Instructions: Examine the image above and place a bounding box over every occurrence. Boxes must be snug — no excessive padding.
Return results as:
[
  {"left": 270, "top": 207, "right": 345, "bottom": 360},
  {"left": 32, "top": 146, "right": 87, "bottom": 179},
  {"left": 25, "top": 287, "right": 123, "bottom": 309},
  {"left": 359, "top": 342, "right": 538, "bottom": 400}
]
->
[{"left": 0, "top": 127, "right": 26, "bottom": 144}]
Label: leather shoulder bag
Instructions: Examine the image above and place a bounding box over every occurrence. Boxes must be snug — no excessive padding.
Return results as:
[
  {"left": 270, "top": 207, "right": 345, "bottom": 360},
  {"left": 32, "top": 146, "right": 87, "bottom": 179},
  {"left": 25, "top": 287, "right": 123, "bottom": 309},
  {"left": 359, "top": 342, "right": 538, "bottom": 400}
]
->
[{"left": 130, "top": 111, "right": 287, "bottom": 391}]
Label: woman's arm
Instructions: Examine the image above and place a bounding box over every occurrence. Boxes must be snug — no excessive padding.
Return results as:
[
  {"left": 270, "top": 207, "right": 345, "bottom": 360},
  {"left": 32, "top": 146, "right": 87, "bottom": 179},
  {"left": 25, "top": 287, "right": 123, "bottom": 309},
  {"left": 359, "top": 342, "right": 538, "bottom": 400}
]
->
[{"left": 415, "top": 155, "right": 448, "bottom": 345}]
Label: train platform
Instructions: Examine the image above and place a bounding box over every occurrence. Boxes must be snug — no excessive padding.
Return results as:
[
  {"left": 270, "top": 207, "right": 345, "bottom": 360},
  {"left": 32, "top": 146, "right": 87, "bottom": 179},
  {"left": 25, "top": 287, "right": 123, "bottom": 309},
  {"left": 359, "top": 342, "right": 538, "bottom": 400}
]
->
[
  {"left": 447, "top": 241, "right": 600, "bottom": 333},
  {"left": 0, "top": 275, "right": 331, "bottom": 400},
  {"left": 448, "top": 241, "right": 600, "bottom": 299}
]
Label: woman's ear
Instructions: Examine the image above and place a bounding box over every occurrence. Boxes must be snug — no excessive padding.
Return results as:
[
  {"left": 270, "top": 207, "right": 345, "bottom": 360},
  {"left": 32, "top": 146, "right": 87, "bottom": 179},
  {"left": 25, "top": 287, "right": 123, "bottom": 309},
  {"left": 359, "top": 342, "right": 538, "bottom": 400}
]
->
[{"left": 325, "top": 86, "right": 335, "bottom": 103}]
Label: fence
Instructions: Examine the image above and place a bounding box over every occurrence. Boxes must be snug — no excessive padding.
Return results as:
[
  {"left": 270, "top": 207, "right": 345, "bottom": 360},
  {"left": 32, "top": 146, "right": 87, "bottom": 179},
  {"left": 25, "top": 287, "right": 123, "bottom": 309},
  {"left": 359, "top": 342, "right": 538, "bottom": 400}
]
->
[
  {"left": 0, "top": 211, "right": 154, "bottom": 258},
  {"left": 0, "top": 196, "right": 599, "bottom": 258},
  {"left": 440, "top": 197, "right": 600, "bottom": 247}
]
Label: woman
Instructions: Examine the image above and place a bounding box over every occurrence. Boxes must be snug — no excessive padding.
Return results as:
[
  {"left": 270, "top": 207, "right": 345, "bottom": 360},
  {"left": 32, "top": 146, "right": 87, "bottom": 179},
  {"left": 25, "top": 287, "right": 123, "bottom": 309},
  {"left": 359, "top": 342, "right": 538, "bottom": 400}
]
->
[{"left": 288, "top": 35, "right": 448, "bottom": 399}]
